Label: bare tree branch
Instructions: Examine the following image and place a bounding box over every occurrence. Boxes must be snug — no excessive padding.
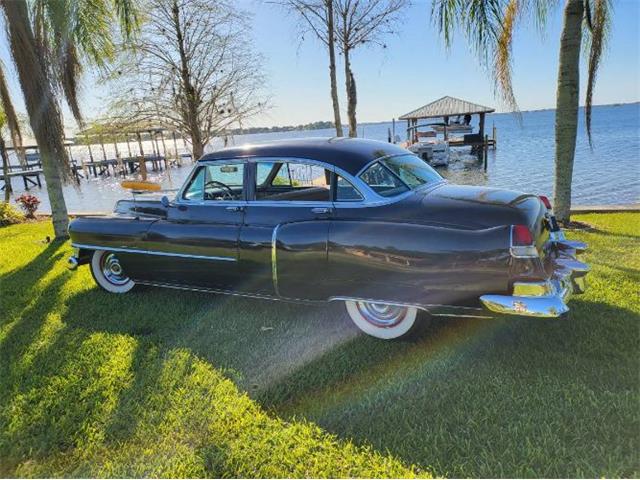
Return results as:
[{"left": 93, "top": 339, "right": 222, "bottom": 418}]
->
[{"left": 104, "top": 0, "right": 268, "bottom": 158}]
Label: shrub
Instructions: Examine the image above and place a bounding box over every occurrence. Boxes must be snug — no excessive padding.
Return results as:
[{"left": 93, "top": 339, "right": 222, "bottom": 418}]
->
[
  {"left": 15, "top": 193, "right": 41, "bottom": 219},
  {"left": 0, "top": 201, "right": 25, "bottom": 226}
]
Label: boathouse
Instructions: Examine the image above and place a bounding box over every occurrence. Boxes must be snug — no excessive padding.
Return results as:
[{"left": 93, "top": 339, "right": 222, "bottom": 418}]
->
[{"left": 399, "top": 95, "right": 495, "bottom": 148}]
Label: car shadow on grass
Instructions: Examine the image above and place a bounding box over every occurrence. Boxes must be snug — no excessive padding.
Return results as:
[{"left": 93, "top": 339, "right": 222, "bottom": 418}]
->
[{"left": 62, "top": 286, "right": 640, "bottom": 478}]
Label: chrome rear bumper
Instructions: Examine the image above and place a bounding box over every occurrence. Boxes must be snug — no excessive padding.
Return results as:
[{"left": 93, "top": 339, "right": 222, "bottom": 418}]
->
[{"left": 480, "top": 239, "right": 589, "bottom": 318}]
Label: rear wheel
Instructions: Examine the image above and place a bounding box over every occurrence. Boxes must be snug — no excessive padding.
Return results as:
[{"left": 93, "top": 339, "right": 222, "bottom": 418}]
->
[
  {"left": 90, "top": 250, "right": 135, "bottom": 294},
  {"left": 345, "top": 300, "right": 419, "bottom": 340}
]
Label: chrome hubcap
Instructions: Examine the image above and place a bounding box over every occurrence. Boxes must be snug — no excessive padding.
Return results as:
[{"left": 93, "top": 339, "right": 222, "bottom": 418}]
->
[
  {"left": 100, "top": 253, "right": 129, "bottom": 285},
  {"left": 355, "top": 302, "right": 407, "bottom": 328}
]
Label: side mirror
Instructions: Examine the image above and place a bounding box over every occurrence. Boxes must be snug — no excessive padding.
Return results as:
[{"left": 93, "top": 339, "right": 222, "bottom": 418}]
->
[{"left": 161, "top": 195, "right": 170, "bottom": 207}]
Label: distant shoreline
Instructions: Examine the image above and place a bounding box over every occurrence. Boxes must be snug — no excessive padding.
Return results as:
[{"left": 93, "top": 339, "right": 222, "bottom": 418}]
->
[{"left": 246, "top": 101, "right": 639, "bottom": 133}]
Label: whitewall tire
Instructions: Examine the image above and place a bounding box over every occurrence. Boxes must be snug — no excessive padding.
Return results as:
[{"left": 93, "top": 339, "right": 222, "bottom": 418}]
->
[
  {"left": 345, "top": 300, "right": 419, "bottom": 340},
  {"left": 90, "top": 250, "right": 135, "bottom": 294}
]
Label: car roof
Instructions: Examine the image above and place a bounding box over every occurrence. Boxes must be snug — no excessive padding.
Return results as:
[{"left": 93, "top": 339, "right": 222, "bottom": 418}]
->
[{"left": 198, "top": 137, "right": 409, "bottom": 175}]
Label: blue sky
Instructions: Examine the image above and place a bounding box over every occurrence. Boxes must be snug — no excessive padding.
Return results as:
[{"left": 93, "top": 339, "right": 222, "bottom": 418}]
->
[{"left": 1, "top": 0, "right": 639, "bottom": 129}]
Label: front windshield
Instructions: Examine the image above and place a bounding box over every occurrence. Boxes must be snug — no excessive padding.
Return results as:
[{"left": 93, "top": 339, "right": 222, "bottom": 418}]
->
[{"left": 359, "top": 154, "right": 443, "bottom": 197}]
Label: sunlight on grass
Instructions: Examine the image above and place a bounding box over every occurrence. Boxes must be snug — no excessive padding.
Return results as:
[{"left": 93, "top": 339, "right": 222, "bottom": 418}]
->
[{"left": 0, "top": 222, "right": 425, "bottom": 478}]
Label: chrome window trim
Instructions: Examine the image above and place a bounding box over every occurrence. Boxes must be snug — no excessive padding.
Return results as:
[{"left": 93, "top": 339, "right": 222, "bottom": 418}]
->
[
  {"left": 176, "top": 159, "right": 248, "bottom": 205},
  {"left": 355, "top": 153, "right": 446, "bottom": 198},
  {"left": 176, "top": 154, "right": 444, "bottom": 209},
  {"left": 71, "top": 243, "right": 236, "bottom": 262},
  {"left": 200, "top": 155, "right": 379, "bottom": 204}
]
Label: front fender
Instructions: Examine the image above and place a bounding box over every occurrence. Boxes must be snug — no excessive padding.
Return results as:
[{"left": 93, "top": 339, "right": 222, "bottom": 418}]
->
[{"left": 69, "top": 215, "right": 157, "bottom": 251}]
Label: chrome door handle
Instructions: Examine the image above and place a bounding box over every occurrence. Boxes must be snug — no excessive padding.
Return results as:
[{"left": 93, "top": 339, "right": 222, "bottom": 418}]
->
[
  {"left": 225, "top": 205, "right": 245, "bottom": 212},
  {"left": 311, "top": 207, "right": 332, "bottom": 214}
]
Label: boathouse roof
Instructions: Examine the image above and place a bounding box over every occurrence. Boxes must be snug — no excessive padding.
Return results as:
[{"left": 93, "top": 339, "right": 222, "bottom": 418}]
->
[{"left": 399, "top": 96, "right": 495, "bottom": 120}]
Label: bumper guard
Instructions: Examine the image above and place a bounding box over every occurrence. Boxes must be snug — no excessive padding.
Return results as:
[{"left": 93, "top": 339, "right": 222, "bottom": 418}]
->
[{"left": 480, "top": 236, "right": 589, "bottom": 318}]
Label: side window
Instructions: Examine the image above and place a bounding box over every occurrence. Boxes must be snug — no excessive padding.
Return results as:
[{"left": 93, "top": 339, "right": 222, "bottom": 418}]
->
[
  {"left": 335, "top": 175, "right": 363, "bottom": 201},
  {"left": 257, "top": 162, "right": 292, "bottom": 187},
  {"left": 183, "top": 167, "right": 205, "bottom": 200},
  {"left": 255, "top": 161, "right": 331, "bottom": 202},
  {"left": 359, "top": 162, "right": 409, "bottom": 198},
  {"left": 183, "top": 163, "right": 244, "bottom": 201}
]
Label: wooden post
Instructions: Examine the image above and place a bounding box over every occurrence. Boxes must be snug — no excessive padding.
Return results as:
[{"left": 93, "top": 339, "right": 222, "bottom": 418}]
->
[
  {"left": 67, "top": 144, "right": 79, "bottom": 181},
  {"left": 99, "top": 134, "right": 107, "bottom": 161},
  {"left": 136, "top": 132, "right": 147, "bottom": 180},
  {"left": 492, "top": 122, "right": 497, "bottom": 147},
  {"left": 126, "top": 134, "right": 132, "bottom": 158},
  {"left": 483, "top": 134, "right": 489, "bottom": 171},
  {"left": 85, "top": 134, "right": 94, "bottom": 178},
  {"left": 159, "top": 129, "right": 168, "bottom": 169},
  {"left": 172, "top": 131, "right": 180, "bottom": 165},
  {"left": 479, "top": 113, "right": 486, "bottom": 142}
]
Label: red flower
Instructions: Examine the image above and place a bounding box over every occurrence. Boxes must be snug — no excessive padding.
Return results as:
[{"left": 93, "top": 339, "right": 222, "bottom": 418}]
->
[{"left": 16, "top": 193, "right": 41, "bottom": 219}]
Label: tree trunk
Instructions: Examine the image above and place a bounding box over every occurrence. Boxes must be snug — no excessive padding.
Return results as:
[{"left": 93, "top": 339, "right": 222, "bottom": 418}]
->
[
  {"left": 171, "top": 0, "right": 203, "bottom": 160},
  {"left": 1, "top": 136, "right": 11, "bottom": 202},
  {"left": 191, "top": 135, "right": 204, "bottom": 160},
  {"left": 327, "top": 0, "right": 343, "bottom": 137},
  {"left": 554, "top": 0, "right": 584, "bottom": 224},
  {"left": 3, "top": 0, "right": 70, "bottom": 238},
  {"left": 344, "top": 46, "right": 357, "bottom": 137}
]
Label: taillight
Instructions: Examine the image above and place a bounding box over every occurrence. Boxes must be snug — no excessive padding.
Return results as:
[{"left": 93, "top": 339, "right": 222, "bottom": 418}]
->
[
  {"left": 539, "top": 195, "right": 552, "bottom": 210},
  {"left": 511, "top": 225, "right": 538, "bottom": 258},
  {"left": 512, "top": 224, "right": 534, "bottom": 246}
]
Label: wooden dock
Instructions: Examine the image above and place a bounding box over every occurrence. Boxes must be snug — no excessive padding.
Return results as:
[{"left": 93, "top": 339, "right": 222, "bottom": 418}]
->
[{"left": 1, "top": 169, "right": 43, "bottom": 190}]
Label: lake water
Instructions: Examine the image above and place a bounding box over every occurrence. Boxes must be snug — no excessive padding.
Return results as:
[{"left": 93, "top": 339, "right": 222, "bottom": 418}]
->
[{"left": 5, "top": 103, "right": 639, "bottom": 213}]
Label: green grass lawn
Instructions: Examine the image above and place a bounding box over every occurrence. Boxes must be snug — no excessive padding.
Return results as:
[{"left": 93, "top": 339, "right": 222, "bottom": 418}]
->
[{"left": 0, "top": 213, "right": 638, "bottom": 477}]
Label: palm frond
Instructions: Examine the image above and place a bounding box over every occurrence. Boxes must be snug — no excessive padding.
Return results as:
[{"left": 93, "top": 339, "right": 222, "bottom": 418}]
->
[
  {"left": 113, "top": 0, "right": 141, "bottom": 39},
  {"left": 431, "top": 0, "right": 521, "bottom": 112},
  {"left": 0, "top": 62, "right": 26, "bottom": 167},
  {"left": 494, "top": 0, "right": 520, "bottom": 114},
  {"left": 584, "top": 0, "right": 611, "bottom": 147},
  {"left": 60, "top": 42, "right": 85, "bottom": 127}
]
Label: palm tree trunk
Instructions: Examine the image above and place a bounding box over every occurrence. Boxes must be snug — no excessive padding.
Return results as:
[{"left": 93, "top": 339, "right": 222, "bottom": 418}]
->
[
  {"left": 554, "top": 0, "right": 584, "bottom": 224},
  {"left": 1, "top": 136, "right": 12, "bottom": 202},
  {"left": 3, "top": 0, "right": 70, "bottom": 238},
  {"left": 327, "top": 0, "right": 343, "bottom": 137},
  {"left": 344, "top": 46, "right": 357, "bottom": 137}
]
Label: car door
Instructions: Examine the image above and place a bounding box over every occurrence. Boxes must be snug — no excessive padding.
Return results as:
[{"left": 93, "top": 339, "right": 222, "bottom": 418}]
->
[
  {"left": 238, "top": 158, "right": 334, "bottom": 300},
  {"left": 143, "top": 160, "right": 247, "bottom": 289}
]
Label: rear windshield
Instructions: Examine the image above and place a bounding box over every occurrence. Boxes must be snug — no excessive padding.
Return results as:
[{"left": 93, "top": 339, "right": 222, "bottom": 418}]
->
[{"left": 359, "top": 154, "right": 443, "bottom": 197}]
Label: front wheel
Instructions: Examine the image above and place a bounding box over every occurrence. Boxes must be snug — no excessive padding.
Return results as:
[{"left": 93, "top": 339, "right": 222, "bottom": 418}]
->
[
  {"left": 90, "top": 250, "right": 135, "bottom": 294},
  {"left": 345, "top": 300, "right": 419, "bottom": 340}
]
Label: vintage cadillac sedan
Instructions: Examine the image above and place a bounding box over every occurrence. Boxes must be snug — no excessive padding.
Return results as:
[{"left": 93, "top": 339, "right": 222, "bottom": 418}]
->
[{"left": 68, "top": 138, "right": 589, "bottom": 339}]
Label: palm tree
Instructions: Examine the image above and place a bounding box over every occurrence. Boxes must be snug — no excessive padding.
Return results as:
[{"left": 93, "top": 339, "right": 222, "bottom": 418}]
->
[
  {"left": 0, "top": 0, "right": 139, "bottom": 239},
  {"left": 432, "top": 0, "right": 611, "bottom": 223},
  {"left": 0, "top": 62, "right": 26, "bottom": 202}
]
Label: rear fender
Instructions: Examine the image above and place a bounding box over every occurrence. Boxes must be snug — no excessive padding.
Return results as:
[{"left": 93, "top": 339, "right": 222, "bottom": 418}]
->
[{"left": 327, "top": 221, "right": 513, "bottom": 305}]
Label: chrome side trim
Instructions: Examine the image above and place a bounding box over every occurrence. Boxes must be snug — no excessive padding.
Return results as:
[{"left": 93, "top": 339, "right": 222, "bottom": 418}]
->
[
  {"left": 133, "top": 280, "right": 323, "bottom": 305},
  {"left": 271, "top": 224, "right": 280, "bottom": 297},
  {"left": 70, "top": 243, "right": 236, "bottom": 262},
  {"left": 329, "top": 296, "right": 495, "bottom": 319}
]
